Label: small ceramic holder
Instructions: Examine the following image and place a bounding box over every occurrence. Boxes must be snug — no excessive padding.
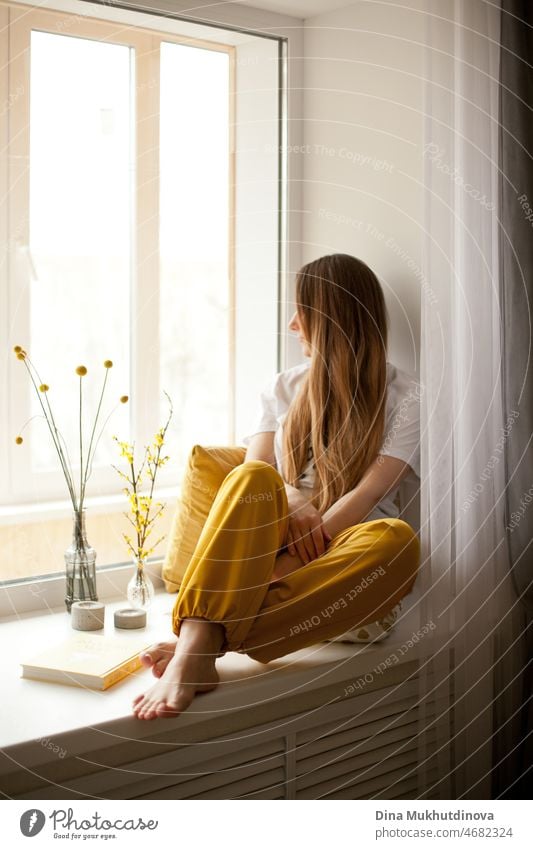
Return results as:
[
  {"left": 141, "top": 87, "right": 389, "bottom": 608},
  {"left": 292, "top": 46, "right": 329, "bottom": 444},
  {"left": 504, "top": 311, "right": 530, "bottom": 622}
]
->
[
  {"left": 114, "top": 607, "right": 147, "bottom": 629},
  {"left": 71, "top": 600, "right": 105, "bottom": 631}
]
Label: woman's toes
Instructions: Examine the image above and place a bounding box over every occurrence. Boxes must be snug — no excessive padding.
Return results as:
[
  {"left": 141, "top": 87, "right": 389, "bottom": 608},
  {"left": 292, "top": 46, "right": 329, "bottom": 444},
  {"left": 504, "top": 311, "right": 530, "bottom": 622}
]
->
[
  {"left": 152, "top": 658, "right": 170, "bottom": 678},
  {"left": 139, "top": 641, "right": 176, "bottom": 669},
  {"left": 138, "top": 703, "right": 154, "bottom": 720},
  {"left": 155, "top": 700, "right": 181, "bottom": 718},
  {"left": 135, "top": 695, "right": 150, "bottom": 713},
  {"left": 147, "top": 703, "right": 163, "bottom": 720},
  {"left": 140, "top": 650, "right": 160, "bottom": 668},
  {"left": 132, "top": 646, "right": 220, "bottom": 720}
]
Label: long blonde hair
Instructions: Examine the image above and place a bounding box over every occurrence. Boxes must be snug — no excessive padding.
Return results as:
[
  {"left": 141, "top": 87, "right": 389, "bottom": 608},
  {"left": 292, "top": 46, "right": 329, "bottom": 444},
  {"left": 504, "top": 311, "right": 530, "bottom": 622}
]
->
[{"left": 282, "top": 253, "right": 389, "bottom": 514}]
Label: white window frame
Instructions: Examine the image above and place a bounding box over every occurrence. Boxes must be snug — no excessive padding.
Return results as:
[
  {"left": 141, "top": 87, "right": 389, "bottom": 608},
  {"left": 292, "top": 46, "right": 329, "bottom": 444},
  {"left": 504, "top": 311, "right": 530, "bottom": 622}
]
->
[
  {"left": 0, "top": 0, "right": 300, "bottom": 609},
  {"left": 2, "top": 1, "right": 237, "bottom": 507}
]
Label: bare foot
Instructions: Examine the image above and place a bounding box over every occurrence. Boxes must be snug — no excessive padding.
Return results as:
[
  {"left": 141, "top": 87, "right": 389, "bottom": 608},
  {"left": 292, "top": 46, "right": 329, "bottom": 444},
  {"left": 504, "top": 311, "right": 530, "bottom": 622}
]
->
[
  {"left": 132, "top": 620, "right": 225, "bottom": 720},
  {"left": 132, "top": 652, "right": 219, "bottom": 720},
  {"left": 139, "top": 640, "right": 178, "bottom": 678},
  {"left": 139, "top": 633, "right": 226, "bottom": 680}
]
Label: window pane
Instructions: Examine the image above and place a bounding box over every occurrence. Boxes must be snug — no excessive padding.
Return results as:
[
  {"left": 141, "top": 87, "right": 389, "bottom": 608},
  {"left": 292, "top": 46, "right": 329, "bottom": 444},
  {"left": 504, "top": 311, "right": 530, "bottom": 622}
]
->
[
  {"left": 29, "top": 31, "right": 131, "bottom": 475},
  {"left": 159, "top": 43, "right": 230, "bottom": 470}
]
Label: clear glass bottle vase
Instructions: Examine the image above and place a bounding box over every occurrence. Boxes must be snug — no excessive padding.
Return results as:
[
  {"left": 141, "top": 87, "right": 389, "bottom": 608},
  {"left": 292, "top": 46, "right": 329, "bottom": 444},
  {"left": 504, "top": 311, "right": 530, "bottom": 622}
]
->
[
  {"left": 64, "top": 509, "right": 98, "bottom": 613},
  {"left": 127, "top": 558, "right": 154, "bottom": 610}
]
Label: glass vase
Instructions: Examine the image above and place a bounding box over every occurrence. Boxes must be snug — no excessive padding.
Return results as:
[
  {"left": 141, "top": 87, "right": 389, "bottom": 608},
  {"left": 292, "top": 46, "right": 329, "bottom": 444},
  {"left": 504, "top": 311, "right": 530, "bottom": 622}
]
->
[
  {"left": 127, "top": 558, "right": 154, "bottom": 610},
  {"left": 64, "top": 509, "right": 97, "bottom": 613}
]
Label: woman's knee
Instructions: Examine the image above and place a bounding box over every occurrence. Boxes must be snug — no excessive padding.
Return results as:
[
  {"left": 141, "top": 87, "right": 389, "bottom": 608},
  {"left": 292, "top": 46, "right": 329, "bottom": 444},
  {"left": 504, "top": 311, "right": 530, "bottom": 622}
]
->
[
  {"left": 387, "top": 517, "right": 418, "bottom": 541},
  {"left": 228, "top": 459, "right": 281, "bottom": 480},
  {"left": 219, "top": 460, "right": 285, "bottom": 505},
  {"left": 384, "top": 519, "right": 420, "bottom": 570},
  {"left": 353, "top": 518, "right": 419, "bottom": 566}
]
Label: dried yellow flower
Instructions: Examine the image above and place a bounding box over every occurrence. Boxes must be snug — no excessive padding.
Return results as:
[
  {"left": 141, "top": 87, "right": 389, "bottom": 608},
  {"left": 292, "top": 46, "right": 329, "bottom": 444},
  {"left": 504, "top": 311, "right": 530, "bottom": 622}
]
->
[
  {"left": 120, "top": 395, "right": 129, "bottom": 404},
  {"left": 76, "top": 366, "right": 87, "bottom": 376},
  {"left": 16, "top": 352, "right": 26, "bottom": 361},
  {"left": 114, "top": 397, "right": 172, "bottom": 562},
  {"left": 39, "top": 384, "right": 49, "bottom": 393},
  {"left": 13, "top": 346, "right": 22, "bottom": 353},
  {"left": 104, "top": 360, "right": 113, "bottom": 369},
  {"left": 15, "top": 436, "right": 23, "bottom": 445}
]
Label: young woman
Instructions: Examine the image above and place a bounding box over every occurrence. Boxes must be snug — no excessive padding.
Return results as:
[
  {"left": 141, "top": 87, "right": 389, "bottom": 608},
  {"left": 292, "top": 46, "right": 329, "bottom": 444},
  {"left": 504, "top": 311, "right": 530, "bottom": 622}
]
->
[{"left": 132, "top": 253, "right": 421, "bottom": 720}]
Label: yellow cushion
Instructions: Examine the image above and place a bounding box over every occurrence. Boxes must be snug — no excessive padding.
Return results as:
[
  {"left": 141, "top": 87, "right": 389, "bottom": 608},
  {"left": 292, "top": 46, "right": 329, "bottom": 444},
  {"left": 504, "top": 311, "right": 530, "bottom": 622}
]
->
[{"left": 162, "top": 444, "right": 246, "bottom": 592}]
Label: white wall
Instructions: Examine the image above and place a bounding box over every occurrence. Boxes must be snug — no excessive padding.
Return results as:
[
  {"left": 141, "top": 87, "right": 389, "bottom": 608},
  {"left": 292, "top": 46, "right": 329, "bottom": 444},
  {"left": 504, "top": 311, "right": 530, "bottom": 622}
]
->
[
  {"left": 234, "top": 37, "right": 283, "bottom": 440},
  {"left": 298, "top": 0, "right": 426, "bottom": 376}
]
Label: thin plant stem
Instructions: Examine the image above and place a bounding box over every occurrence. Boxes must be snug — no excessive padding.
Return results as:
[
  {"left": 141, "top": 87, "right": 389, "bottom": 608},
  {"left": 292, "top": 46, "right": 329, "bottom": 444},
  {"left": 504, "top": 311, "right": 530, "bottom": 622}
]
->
[
  {"left": 82, "top": 367, "right": 109, "bottom": 506},
  {"left": 21, "top": 356, "right": 77, "bottom": 512},
  {"left": 71, "top": 509, "right": 97, "bottom": 601},
  {"left": 86, "top": 401, "right": 123, "bottom": 485},
  {"left": 111, "top": 462, "right": 133, "bottom": 486},
  {"left": 128, "top": 447, "right": 142, "bottom": 556},
  {"left": 43, "top": 393, "right": 77, "bottom": 507},
  {"left": 79, "top": 375, "right": 83, "bottom": 511},
  {"left": 114, "top": 392, "right": 173, "bottom": 563},
  {"left": 16, "top": 350, "right": 122, "bottom": 607},
  {"left": 24, "top": 357, "right": 76, "bottom": 505},
  {"left": 138, "top": 393, "right": 173, "bottom": 553},
  {"left": 124, "top": 513, "right": 139, "bottom": 532},
  {"left": 26, "top": 355, "right": 78, "bottom": 510},
  {"left": 144, "top": 504, "right": 164, "bottom": 528}
]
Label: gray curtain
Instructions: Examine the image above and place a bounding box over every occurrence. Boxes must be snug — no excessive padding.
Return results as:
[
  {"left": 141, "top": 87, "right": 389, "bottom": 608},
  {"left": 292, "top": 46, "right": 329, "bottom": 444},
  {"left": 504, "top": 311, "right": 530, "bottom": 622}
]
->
[{"left": 498, "top": 0, "right": 532, "bottom": 799}]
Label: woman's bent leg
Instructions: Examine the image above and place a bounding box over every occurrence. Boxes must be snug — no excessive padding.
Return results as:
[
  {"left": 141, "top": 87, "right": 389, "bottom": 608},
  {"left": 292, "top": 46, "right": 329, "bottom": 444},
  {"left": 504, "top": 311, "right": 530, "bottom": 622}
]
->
[
  {"left": 133, "top": 459, "right": 288, "bottom": 719},
  {"left": 172, "top": 459, "right": 290, "bottom": 653},
  {"left": 240, "top": 518, "right": 420, "bottom": 664}
]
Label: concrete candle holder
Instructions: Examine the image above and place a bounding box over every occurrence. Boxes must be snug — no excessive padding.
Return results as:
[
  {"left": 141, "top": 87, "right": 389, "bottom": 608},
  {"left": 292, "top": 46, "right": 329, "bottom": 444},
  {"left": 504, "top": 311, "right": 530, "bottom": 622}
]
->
[
  {"left": 114, "top": 607, "right": 147, "bottom": 629},
  {"left": 71, "top": 600, "right": 105, "bottom": 631}
]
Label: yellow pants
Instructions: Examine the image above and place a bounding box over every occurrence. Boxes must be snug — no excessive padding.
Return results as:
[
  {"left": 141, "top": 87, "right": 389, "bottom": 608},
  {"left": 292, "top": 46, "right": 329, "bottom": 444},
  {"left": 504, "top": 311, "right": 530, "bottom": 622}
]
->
[{"left": 172, "top": 459, "right": 420, "bottom": 664}]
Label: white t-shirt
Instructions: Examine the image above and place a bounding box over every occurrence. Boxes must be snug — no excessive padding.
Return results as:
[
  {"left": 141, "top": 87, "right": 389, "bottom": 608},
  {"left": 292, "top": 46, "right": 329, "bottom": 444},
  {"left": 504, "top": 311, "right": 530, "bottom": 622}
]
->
[{"left": 241, "top": 359, "right": 421, "bottom": 522}]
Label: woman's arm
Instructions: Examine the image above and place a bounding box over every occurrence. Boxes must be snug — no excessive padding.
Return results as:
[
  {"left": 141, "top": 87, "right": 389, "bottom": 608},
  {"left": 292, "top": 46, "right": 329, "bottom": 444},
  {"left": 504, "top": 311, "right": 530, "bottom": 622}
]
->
[
  {"left": 321, "top": 454, "right": 413, "bottom": 538},
  {"left": 244, "top": 431, "right": 276, "bottom": 465}
]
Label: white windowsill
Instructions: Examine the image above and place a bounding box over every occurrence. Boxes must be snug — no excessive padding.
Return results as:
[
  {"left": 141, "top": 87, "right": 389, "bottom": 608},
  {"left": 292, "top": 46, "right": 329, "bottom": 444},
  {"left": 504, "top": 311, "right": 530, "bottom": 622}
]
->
[{"left": 0, "top": 582, "right": 425, "bottom": 786}]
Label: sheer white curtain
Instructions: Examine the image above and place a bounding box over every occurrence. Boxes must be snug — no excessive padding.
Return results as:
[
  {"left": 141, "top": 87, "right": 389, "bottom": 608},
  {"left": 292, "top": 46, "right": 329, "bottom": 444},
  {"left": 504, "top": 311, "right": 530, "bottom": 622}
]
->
[{"left": 416, "top": 0, "right": 523, "bottom": 798}]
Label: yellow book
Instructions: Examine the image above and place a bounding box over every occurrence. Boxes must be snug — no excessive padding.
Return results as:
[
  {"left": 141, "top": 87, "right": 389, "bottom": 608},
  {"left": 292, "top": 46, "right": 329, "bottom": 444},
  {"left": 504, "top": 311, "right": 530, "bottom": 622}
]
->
[{"left": 20, "top": 632, "right": 154, "bottom": 690}]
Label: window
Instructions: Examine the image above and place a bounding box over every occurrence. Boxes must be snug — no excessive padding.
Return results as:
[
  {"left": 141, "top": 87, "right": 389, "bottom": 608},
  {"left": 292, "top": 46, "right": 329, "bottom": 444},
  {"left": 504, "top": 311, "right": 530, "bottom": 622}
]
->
[
  {"left": 158, "top": 42, "right": 231, "bottom": 469},
  {"left": 0, "top": 1, "right": 283, "bottom": 583},
  {"left": 4, "top": 3, "right": 234, "bottom": 506},
  {"left": 27, "top": 31, "right": 133, "bottom": 481}
]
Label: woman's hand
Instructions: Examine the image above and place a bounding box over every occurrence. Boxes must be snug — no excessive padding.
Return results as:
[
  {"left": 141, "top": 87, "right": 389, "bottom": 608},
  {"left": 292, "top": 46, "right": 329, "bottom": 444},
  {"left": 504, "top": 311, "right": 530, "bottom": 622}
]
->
[{"left": 284, "top": 485, "right": 332, "bottom": 564}]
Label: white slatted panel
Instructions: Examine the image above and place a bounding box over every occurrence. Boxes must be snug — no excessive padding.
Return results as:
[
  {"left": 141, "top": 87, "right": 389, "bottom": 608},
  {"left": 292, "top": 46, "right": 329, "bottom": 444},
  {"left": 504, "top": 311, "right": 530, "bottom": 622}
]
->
[
  {"left": 297, "top": 718, "right": 434, "bottom": 777},
  {"left": 110, "top": 736, "right": 287, "bottom": 800},
  {"left": 295, "top": 729, "right": 438, "bottom": 799},
  {"left": 18, "top": 737, "right": 286, "bottom": 800},
  {"left": 293, "top": 677, "right": 452, "bottom": 800},
  {"left": 349, "top": 769, "right": 441, "bottom": 800},
  {"left": 16, "top": 670, "right": 451, "bottom": 800},
  {"left": 138, "top": 762, "right": 287, "bottom": 799}
]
